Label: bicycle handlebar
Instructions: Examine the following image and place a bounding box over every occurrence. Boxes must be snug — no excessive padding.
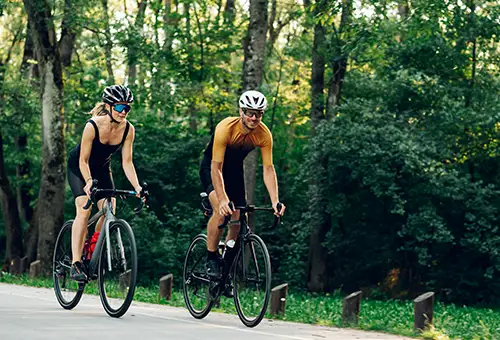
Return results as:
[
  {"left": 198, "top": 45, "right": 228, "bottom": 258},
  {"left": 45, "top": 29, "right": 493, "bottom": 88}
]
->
[
  {"left": 83, "top": 179, "right": 149, "bottom": 214},
  {"left": 218, "top": 202, "right": 283, "bottom": 229}
]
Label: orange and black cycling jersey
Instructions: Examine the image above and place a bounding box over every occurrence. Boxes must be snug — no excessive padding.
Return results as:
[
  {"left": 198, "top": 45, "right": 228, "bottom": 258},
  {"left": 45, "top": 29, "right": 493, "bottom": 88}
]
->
[{"left": 202, "top": 117, "right": 273, "bottom": 166}]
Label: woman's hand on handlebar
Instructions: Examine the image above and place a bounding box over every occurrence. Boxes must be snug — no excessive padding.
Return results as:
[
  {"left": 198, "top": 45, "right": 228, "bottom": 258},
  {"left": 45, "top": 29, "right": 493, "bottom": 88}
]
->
[
  {"left": 273, "top": 202, "right": 285, "bottom": 217},
  {"left": 134, "top": 185, "right": 143, "bottom": 199},
  {"left": 84, "top": 179, "right": 93, "bottom": 197}
]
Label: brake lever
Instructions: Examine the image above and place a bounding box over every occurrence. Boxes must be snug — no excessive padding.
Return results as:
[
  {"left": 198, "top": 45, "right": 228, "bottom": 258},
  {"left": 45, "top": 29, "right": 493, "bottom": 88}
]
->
[
  {"left": 134, "top": 182, "right": 150, "bottom": 214},
  {"left": 272, "top": 202, "right": 283, "bottom": 229},
  {"left": 83, "top": 179, "right": 99, "bottom": 210},
  {"left": 218, "top": 202, "right": 234, "bottom": 229},
  {"left": 218, "top": 215, "right": 231, "bottom": 229}
]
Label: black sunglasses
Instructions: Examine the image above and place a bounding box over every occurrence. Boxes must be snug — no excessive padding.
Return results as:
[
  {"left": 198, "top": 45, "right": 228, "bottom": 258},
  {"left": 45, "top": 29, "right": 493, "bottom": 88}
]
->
[
  {"left": 243, "top": 108, "right": 264, "bottom": 118},
  {"left": 113, "top": 104, "right": 131, "bottom": 113}
]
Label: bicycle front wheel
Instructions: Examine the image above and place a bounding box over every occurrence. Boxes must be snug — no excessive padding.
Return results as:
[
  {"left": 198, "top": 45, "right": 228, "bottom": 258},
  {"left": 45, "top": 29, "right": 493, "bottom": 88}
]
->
[
  {"left": 53, "top": 220, "right": 85, "bottom": 309},
  {"left": 98, "top": 219, "right": 137, "bottom": 318},
  {"left": 233, "top": 234, "right": 272, "bottom": 327},
  {"left": 183, "top": 234, "right": 214, "bottom": 319}
]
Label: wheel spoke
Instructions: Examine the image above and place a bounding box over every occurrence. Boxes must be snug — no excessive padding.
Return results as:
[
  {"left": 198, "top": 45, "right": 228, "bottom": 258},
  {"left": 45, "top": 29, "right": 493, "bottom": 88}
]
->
[
  {"left": 183, "top": 234, "right": 213, "bottom": 319},
  {"left": 53, "top": 221, "right": 84, "bottom": 310},
  {"left": 234, "top": 235, "right": 271, "bottom": 327},
  {"left": 98, "top": 221, "right": 137, "bottom": 318}
]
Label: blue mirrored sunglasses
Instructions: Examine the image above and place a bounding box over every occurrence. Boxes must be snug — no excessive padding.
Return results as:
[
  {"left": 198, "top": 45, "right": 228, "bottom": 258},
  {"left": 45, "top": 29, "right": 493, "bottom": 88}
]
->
[{"left": 113, "top": 104, "right": 131, "bottom": 113}]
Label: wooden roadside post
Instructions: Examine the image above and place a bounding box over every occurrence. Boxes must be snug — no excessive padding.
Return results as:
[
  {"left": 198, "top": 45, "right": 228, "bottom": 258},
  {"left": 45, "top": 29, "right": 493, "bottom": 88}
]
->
[
  {"left": 342, "top": 291, "right": 362, "bottom": 324},
  {"left": 159, "top": 274, "right": 173, "bottom": 300},
  {"left": 29, "top": 260, "right": 41, "bottom": 278},
  {"left": 270, "top": 283, "right": 288, "bottom": 316},
  {"left": 414, "top": 292, "right": 434, "bottom": 331}
]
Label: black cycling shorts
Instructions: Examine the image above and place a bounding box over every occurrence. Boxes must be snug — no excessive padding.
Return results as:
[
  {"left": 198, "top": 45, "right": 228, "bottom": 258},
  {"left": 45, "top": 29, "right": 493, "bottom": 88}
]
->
[
  {"left": 67, "top": 167, "right": 115, "bottom": 201},
  {"left": 199, "top": 156, "right": 246, "bottom": 207}
]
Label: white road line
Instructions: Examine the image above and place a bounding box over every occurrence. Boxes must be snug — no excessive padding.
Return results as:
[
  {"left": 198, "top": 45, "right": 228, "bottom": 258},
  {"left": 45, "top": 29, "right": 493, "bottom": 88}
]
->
[
  {"left": 135, "top": 311, "right": 310, "bottom": 340},
  {"left": 0, "top": 289, "right": 310, "bottom": 340}
]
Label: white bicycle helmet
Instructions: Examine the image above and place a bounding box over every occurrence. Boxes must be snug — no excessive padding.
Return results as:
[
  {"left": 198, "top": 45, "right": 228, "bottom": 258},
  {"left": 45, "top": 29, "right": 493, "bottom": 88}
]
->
[
  {"left": 239, "top": 90, "right": 267, "bottom": 110},
  {"left": 102, "top": 85, "right": 134, "bottom": 105}
]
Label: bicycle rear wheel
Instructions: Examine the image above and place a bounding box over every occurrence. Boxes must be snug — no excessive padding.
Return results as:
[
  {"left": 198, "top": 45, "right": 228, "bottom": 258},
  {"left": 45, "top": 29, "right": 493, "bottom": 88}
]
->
[
  {"left": 98, "top": 219, "right": 137, "bottom": 318},
  {"left": 183, "top": 234, "right": 214, "bottom": 319},
  {"left": 233, "top": 234, "right": 271, "bottom": 327},
  {"left": 53, "top": 220, "right": 85, "bottom": 309}
]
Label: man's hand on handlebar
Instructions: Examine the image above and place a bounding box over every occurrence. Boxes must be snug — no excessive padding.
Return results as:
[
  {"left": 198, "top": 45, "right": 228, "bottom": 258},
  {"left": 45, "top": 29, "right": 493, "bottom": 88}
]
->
[{"left": 218, "top": 199, "right": 234, "bottom": 216}]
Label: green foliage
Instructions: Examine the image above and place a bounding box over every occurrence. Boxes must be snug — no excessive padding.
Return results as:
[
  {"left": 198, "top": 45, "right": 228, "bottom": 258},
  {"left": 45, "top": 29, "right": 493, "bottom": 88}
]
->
[{"left": 297, "top": 91, "right": 500, "bottom": 303}]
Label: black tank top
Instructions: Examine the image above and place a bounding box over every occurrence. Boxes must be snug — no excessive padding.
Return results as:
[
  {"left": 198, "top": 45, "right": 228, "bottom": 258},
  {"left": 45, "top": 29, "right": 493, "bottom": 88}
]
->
[{"left": 68, "top": 120, "right": 130, "bottom": 174}]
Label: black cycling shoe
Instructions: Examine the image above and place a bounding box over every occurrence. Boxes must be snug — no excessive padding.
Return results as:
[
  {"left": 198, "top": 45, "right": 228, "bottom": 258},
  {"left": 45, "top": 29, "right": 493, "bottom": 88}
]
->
[
  {"left": 222, "top": 282, "right": 234, "bottom": 298},
  {"left": 205, "top": 259, "right": 222, "bottom": 279},
  {"left": 70, "top": 261, "right": 88, "bottom": 282}
]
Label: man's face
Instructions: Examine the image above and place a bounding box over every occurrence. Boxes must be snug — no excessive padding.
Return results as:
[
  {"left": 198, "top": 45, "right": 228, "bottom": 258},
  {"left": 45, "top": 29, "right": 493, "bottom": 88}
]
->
[{"left": 240, "top": 108, "right": 264, "bottom": 129}]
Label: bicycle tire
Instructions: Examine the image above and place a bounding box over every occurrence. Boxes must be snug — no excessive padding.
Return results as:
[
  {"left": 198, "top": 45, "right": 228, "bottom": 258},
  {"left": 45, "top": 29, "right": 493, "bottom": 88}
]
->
[
  {"left": 53, "top": 220, "right": 85, "bottom": 309},
  {"left": 183, "top": 234, "right": 214, "bottom": 319},
  {"left": 233, "top": 233, "right": 271, "bottom": 327},
  {"left": 97, "top": 219, "right": 138, "bottom": 318}
]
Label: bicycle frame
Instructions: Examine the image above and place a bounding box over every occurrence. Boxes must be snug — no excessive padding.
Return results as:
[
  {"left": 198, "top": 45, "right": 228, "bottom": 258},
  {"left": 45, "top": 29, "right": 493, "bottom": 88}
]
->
[
  {"left": 82, "top": 181, "right": 145, "bottom": 278},
  {"left": 231, "top": 214, "right": 254, "bottom": 281},
  {"left": 86, "top": 197, "right": 121, "bottom": 277},
  {"left": 190, "top": 205, "right": 278, "bottom": 290}
]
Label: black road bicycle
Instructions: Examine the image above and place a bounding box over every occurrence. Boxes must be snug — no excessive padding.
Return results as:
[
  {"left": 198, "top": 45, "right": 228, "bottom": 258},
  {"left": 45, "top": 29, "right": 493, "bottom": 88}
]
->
[
  {"left": 53, "top": 180, "right": 147, "bottom": 318},
  {"left": 183, "top": 193, "right": 281, "bottom": 327}
]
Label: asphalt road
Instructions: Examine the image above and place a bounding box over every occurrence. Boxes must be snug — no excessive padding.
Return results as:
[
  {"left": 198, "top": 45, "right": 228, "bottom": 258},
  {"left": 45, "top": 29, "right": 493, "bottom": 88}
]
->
[{"left": 0, "top": 283, "right": 413, "bottom": 340}]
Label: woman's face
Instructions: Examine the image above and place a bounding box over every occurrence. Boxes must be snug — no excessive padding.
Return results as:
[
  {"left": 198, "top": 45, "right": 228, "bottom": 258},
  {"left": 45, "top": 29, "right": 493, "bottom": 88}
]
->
[{"left": 110, "top": 101, "right": 131, "bottom": 122}]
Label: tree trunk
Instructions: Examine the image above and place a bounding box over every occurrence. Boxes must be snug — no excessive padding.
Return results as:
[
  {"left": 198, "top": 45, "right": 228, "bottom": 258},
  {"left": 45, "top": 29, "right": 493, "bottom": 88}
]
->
[
  {"left": 242, "top": 0, "right": 268, "bottom": 230},
  {"left": 128, "top": 0, "right": 147, "bottom": 86},
  {"left": 101, "top": 0, "right": 115, "bottom": 83},
  {"left": 17, "top": 19, "right": 37, "bottom": 224},
  {"left": 24, "top": 0, "right": 66, "bottom": 277},
  {"left": 465, "top": 0, "right": 476, "bottom": 108},
  {"left": 163, "top": 0, "right": 173, "bottom": 52},
  {"left": 223, "top": 0, "right": 235, "bottom": 25},
  {"left": 15, "top": 135, "right": 33, "bottom": 223},
  {"left": 20, "top": 19, "right": 38, "bottom": 262},
  {"left": 184, "top": 2, "right": 198, "bottom": 133},
  {"left": 0, "top": 133, "right": 24, "bottom": 270},
  {"left": 398, "top": 0, "right": 409, "bottom": 19},
  {"left": 21, "top": 20, "right": 39, "bottom": 79},
  {"left": 242, "top": 0, "right": 268, "bottom": 91},
  {"left": 310, "top": 1, "right": 325, "bottom": 125},
  {"left": 23, "top": 208, "right": 39, "bottom": 266},
  {"left": 0, "top": 26, "right": 24, "bottom": 271},
  {"left": 396, "top": 0, "right": 409, "bottom": 42},
  {"left": 267, "top": 0, "right": 299, "bottom": 57},
  {"left": 307, "top": 0, "right": 327, "bottom": 292},
  {"left": 59, "top": 0, "right": 78, "bottom": 68},
  {"left": 326, "top": 0, "right": 351, "bottom": 115}
]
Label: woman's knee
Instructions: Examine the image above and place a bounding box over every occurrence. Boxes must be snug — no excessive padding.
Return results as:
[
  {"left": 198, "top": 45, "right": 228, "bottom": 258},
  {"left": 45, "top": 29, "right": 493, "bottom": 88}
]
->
[{"left": 75, "top": 197, "right": 91, "bottom": 218}]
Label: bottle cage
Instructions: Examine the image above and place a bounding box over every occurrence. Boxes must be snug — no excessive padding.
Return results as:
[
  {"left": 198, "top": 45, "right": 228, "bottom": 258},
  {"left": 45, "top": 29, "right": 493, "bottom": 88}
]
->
[{"left": 200, "top": 192, "right": 213, "bottom": 218}]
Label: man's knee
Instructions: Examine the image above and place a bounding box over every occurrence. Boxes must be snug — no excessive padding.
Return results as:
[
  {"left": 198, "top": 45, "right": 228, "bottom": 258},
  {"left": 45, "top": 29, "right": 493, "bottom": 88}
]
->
[{"left": 209, "top": 213, "right": 226, "bottom": 227}]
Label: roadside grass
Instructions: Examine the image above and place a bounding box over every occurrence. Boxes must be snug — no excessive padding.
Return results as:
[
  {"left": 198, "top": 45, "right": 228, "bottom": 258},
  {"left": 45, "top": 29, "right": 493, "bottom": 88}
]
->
[{"left": 1, "top": 273, "right": 499, "bottom": 340}]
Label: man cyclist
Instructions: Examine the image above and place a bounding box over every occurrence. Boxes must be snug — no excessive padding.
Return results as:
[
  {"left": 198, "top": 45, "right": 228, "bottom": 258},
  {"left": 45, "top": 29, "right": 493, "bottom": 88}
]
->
[{"left": 199, "top": 90, "right": 286, "bottom": 294}]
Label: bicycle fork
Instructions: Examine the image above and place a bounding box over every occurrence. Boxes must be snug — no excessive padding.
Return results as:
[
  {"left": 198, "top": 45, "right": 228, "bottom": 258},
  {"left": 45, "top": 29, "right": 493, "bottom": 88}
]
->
[{"left": 104, "top": 220, "right": 127, "bottom": 272}]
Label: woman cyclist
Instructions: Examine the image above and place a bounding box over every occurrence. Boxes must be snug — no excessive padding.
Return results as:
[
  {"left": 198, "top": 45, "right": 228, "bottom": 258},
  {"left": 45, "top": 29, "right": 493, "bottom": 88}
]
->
[{"left": 67, "top": 85, "right": 143, "bottom": 281}]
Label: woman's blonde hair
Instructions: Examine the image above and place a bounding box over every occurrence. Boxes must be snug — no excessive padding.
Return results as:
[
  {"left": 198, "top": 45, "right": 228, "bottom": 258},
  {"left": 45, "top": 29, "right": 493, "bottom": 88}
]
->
[{"left": 88, "top": 102, "right": 110, "bottom": 117}]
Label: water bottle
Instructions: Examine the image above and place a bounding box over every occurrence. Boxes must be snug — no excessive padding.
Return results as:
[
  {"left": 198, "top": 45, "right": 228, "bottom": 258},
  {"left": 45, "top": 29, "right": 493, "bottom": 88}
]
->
[{"left": 222, "top": 239, "right": 236, "bottom": 259}]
